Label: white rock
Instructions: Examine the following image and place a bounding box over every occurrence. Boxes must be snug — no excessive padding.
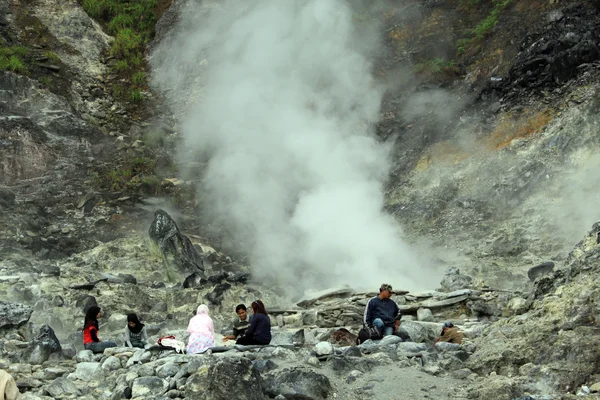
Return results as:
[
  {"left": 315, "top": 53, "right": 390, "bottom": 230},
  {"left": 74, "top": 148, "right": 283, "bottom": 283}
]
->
[
  {"left": 76, "top": 350, "right": 94, "bottom": 363},
  {"left": 417, "top": 308, "right": 435, "bottom": 322},
  {"left": 379, "top": 335, "right": 402, "bottom": 346},
  {"left": 101, "top": 356, "right": 122, "bottom": 371},
  {"left": 507, "top": 297, "right": 528, "bottom": 314},
  {"left": 75, "top": 362, "right": 101, "bottom": 381},
  {"left": 396, "top": 342, "right": 427, "bottom": 354},
  {"left": 434, "top": 342, "right": 462, "bottom": 351},
  {"left": 314, "top": 341, "right": 334, "bottom": 356}
]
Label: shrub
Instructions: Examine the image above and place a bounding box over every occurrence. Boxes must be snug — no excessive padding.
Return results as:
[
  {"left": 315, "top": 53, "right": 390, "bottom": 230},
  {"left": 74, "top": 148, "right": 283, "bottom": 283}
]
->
[
  {"left": 110, "top": 28, "right": 143, "bottom": 58},
  {"left": 81, "top": 0, "right": 106, "bottom": 19},
  {"left": 132, "top": 71, "right": 146, "bottom": 86},
  {"left": 114, "top": 59, "right": 129, "bottom": 71},
  {"left": 0, "top": 55, "right": 28, "bottom": 73},
  {"left": 130, "top": 88, "right": 143, "bottom": 102}
]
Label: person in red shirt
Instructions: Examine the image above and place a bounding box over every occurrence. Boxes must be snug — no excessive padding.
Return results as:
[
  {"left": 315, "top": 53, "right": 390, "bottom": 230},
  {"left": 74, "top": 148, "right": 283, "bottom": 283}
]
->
[{"left": 83, "top": 306, "right": 117, "bottom": 353}]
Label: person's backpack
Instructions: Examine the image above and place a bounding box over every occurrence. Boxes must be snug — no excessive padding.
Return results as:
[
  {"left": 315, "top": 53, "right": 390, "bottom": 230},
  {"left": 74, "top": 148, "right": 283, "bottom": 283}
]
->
[{"left": 356, "top": 325, "right": 382, "bottom": 344}]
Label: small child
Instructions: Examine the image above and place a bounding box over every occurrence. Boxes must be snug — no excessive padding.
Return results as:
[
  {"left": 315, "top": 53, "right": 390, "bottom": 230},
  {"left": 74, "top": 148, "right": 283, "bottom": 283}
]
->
[{"left": 124, "top": 313, "right": 148, "bottom": 348}]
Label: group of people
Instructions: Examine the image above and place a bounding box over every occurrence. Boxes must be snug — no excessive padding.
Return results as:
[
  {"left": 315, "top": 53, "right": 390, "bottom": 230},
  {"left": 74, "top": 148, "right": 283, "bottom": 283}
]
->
[
  {"left": 82, "top": 300, "right": 273, "bottom": 355},
  {"left": 83, "top": 284, "right": 462, "bottom": 356},
  {"left": 364, "top": 283, "right": 463, "bottom": 344}
]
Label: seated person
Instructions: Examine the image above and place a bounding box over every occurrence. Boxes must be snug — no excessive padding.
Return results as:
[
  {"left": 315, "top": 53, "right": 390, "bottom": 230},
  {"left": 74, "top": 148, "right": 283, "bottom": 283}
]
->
[
  {"left": 434, "top": 321, "right": 463, "bottom": 344},
  {"left": 83, "top": 306, "right": 117, "bottom": 353},
  {"left": 186, "top": 304, "right": 215, "bottom": 354},
  {"left": 364, "top": 283, "right": 401, "bottom": 337},
  {"left": 222, "top": 304, "right": 252, "bottom": 342},
  {"left": 124, "top": 313, "right": 148, "bottom": 348},
  {"left": 235, "top": 300, "right": 271, "bottom": 346}
]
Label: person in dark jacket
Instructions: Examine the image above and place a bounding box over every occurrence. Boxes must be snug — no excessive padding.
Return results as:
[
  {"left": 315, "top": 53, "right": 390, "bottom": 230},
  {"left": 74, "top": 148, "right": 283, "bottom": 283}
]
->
[
  {"left": 235, "top": 300, "right": 271, "bottom": 345},
  {"left": 364, "top": 283, "right": 401, "bottom": 337},
  {"left": 83, "top": 306, "right": 117, "bottom": 353}
]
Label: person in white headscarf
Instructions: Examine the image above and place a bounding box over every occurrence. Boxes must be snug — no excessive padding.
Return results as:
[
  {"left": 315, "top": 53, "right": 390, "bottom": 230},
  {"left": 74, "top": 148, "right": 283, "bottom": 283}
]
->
[{"left": 186, "top": 304, "right": 215, "bottom": 354}]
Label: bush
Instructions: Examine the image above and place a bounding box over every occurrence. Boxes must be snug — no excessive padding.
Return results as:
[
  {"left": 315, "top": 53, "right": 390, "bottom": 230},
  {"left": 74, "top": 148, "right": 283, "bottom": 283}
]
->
[
  {"left": 130, "top": 88, "right": 143, "bottom": 103},
  {"left": 132, "top": 71, "right": 146, "bottom": 86},
  {"left": 0, "top": 55, "right": 28, "bottom": 73},
  {"left": 110, "top": 28, "right": 143, "bottom": 58}
]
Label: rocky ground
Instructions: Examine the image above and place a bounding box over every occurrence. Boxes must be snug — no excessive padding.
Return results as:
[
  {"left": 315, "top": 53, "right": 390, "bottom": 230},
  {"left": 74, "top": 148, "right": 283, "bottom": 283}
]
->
[{"left": 3, "top": 0, "right": 600, "bottom": 399}]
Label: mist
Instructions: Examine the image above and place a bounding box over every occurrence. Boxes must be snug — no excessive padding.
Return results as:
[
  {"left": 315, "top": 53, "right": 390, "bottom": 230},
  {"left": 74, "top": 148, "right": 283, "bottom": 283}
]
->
[{"left": 150, "top": 0, "right": 439, "bottom": 295}]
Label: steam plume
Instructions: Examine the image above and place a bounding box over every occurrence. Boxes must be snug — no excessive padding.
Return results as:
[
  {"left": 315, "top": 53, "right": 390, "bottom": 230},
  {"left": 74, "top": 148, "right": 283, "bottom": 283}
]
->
[{"left": 151, "top": 0, "right": 438, "bottom": 294}]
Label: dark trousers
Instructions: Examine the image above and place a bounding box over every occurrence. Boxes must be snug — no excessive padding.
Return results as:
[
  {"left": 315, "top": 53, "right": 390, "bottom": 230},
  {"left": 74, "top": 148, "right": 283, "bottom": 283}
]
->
[
  {"left": 85, "top": 341, "right": 117, "bottom": 353},
  {"left": 235, "top": 336, "right": 269, "bottom": 346}
]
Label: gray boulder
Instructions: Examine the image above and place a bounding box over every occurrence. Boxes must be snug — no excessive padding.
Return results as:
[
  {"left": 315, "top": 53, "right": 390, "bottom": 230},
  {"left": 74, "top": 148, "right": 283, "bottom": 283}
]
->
[
  {"left": 397, "top": 321, "right": 436, "bottom": 343},
  {"left": 75, "top": 362, "right": 101, "bottom": 381},
  {"left": 27, "top": 324, "right": 62, "bottom": 364},
  {"left": 527, "top": 262, "right": 555, "bottom": 282},
  {"left": 46, "top": 377, "right": 81, "bottom": 398},
  {"left": 206, "top": 358, "right": 264, "bottom": 400},
  {"left": 263, "top": 367, "right": 332, "bottom": 400},
  {"left": 0, "top": 301, "right": 33, "bottom": 329},
  {"left": 156, "top": 362, "right": 179, "bottom": 378},
  {"left": 132, "top": 376, "right": 169, "bottom": 398}
]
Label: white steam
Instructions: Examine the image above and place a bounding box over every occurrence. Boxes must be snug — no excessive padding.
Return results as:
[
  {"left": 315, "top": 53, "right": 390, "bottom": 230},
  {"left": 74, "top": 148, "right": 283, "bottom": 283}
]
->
[{"left": 151, "top": 0, "right": 437, "bottom": 293}]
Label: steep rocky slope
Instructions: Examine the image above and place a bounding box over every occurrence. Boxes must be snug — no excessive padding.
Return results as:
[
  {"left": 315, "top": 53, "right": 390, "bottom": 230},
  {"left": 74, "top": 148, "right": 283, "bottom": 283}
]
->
[{"left": 1, "top": 0, "right": 600, "bottom": 399}]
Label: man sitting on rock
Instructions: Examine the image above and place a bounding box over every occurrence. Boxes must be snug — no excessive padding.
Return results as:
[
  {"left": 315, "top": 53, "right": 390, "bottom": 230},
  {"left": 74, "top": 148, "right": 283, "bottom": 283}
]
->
[
  {"left": 222, "top": 304, "right": 252, "bottom": 342},
  {"left": 434, "top": 321, "right": 463, "bottom": 344},
  {"left": 364, "top": 283, "right": 401, "bottom": 337}
]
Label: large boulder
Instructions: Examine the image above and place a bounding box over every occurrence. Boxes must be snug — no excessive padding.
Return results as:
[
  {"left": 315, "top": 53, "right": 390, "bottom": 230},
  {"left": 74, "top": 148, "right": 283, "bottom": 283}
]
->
[
  {"left": 148, "top": 209, "right": 204, "bottom": 280},
  {"left": 397, "top": 321, "right": 436, "bottom": 343},
  {"left": 0, "top": 301, "right": 33, "bottom": 329},
  {"left": 46, "top": 377, "right": 81, "bottom": 398},
  {"left": 527, "top": 262, "right": 555, "bottom": 282},
  {"left": 263, "top": 367, "right": 332, "bottom": 400},
  {"left": 27, "top": 324, "right": 62, "bottom": 364},
  {"left": 131, "top": 376, "right": 169, "bottom": 398},
  {"left": 207, "top": 358, "right": 264, "bottom": 400}
]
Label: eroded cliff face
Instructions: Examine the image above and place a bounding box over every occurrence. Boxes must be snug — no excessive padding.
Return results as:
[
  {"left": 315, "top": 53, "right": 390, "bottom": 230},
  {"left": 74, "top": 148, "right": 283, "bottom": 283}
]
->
[{"left": 1, "top": 0, "right": 600, "bottom": 399}]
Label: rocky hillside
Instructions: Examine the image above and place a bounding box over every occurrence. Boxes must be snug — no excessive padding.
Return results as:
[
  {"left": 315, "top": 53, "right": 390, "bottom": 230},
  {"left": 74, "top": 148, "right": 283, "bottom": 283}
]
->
[{"left": 2, "top": 0, "right": 600, "bottom": 399}]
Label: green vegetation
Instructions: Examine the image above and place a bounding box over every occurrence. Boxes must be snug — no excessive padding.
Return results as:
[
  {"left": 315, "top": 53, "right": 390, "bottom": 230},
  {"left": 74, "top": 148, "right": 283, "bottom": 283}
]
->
[
  {"left": 130, "top": 88, "right": 143, "bottom": 103},
  {"left": 102, "top": 154, "right": 157, "bottom": 192},
  {"left": 114, "top": 59, "right": 129, "bottom": 71},
  {"left": 44, "top": 51, "right": 60, "bottom": 63},
  {"left": 472, "top": 0, "right": 511, "bottom": 39},
  {"left": 0, "top": 46, "right": 30, "bottom": 74},
  {"left": 414, "top": 58, "right": 456, "bottom": 75},
  {"left": 456, "top": 0, "right": 512, "bottom": 54},
  {"left": 39, "top": 76, "right": 53, "bottom": 87},
  {"left": 132, "top": 71, "right": 146, "bottom": 86},
  {"left": 79, "top": 0, "right": 158, "bottom": 101}
]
